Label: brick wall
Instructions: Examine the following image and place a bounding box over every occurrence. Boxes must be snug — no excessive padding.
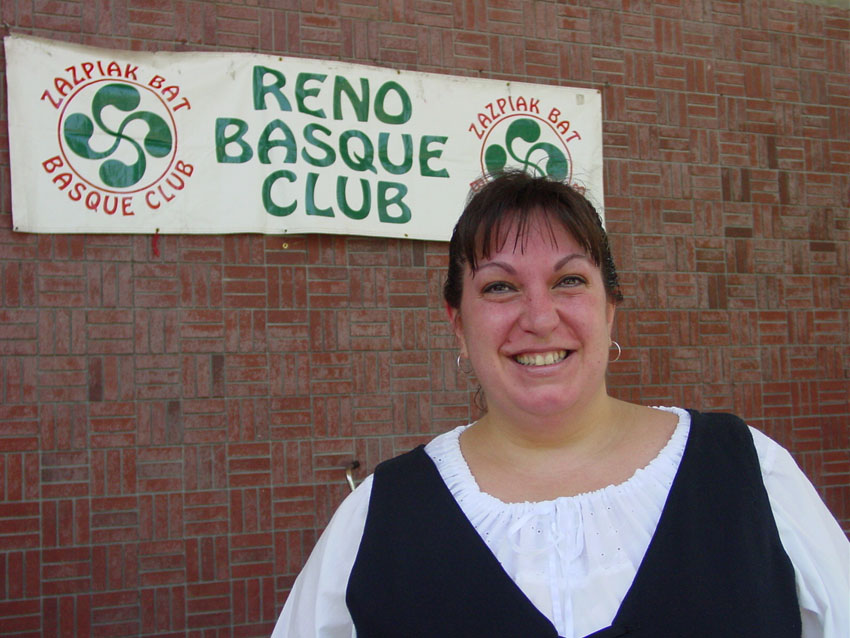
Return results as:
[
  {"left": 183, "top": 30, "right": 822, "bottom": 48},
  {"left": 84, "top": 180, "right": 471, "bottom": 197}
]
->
[{"left": 1, "top": 1, "right": 848, "bottom": 636}]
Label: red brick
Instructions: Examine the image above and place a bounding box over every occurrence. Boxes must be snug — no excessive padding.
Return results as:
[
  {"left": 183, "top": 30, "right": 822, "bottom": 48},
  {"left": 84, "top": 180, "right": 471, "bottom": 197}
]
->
[{"left": 1, "top": 2, "right": 849, "bottom": 633}]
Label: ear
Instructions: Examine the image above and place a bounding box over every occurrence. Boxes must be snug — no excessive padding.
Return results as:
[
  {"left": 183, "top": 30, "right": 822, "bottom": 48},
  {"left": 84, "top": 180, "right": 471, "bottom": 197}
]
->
[
  {"left": 606, "top": 300, "right": 616, "bottom": 336},
  {"left": 446, "top": 303, "right": 468, "bottom": 357}
]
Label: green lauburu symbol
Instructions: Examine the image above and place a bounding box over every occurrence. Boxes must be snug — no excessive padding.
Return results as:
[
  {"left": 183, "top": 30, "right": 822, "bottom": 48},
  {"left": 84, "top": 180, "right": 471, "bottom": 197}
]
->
[
  {"left": 484, "top": 118, "right": 568, "bottom": 180},
  {"left": 63, "top": 83, "right": 173, "bottom": 188}
]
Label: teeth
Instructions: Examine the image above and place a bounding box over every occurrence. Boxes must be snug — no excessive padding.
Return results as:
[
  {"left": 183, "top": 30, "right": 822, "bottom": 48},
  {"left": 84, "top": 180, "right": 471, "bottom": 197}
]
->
[{"left": 515, "top": 350, "right": 568, "bottom": 366}]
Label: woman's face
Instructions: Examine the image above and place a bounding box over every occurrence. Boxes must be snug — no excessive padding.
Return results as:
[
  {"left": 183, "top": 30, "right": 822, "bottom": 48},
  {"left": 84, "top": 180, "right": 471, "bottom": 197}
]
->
[{"left": 448, "top": 214, "right": 615, "bottom": 425}]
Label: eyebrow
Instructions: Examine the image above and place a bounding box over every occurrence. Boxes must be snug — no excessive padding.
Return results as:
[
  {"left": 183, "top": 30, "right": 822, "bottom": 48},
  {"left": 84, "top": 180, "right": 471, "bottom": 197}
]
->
[
  {"left": 476, "top": 253, "right": 590, "bottom": 275},
  {"left": 555, "top": 254, "right": 591, "bottom": 270}
]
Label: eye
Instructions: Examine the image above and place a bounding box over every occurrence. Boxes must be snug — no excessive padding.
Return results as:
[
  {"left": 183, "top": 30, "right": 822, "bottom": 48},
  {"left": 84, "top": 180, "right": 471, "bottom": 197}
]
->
[
  {"left": 482, "top": 281, "right": 516, "bottom": 294},
  {"left": 555, "top": 275, "right": 586, "bottom": 288}
]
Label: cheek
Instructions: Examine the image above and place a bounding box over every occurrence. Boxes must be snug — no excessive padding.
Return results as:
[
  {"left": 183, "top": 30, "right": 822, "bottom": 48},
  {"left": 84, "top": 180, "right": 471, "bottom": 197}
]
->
[{"left": 461, "top": 303, "right": 510, "bottom": 349}]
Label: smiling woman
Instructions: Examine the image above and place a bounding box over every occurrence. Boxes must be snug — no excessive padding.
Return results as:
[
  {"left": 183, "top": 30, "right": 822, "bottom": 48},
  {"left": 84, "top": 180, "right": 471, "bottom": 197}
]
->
[
  {"left": 445, "top": 173, "right": 620, "bottom": 450},
  {"left": 271, "top": 171, "right": 849, "bottom": 638}
]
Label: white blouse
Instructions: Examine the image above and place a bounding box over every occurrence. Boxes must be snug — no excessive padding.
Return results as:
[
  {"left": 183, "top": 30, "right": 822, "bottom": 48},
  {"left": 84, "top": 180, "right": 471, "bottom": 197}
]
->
[{"left": 272, "top": 407, "right": 850, "bottom": 638}]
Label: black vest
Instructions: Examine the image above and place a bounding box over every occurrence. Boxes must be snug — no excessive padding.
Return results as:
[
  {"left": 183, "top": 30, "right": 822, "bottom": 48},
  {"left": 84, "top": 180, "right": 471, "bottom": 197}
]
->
[{"left": 346, "top": 411, "right": 801, "bottom": 637}]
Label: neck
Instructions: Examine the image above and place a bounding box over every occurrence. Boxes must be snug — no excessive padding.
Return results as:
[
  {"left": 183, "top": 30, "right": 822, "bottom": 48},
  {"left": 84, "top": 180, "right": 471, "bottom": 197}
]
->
[{"left": 473, "top": 386, "right": 625, "bottom": 457}]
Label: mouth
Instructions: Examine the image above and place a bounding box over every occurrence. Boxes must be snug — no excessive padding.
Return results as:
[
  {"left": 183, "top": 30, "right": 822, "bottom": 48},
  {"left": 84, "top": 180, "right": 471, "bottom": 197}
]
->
[{"left": 514, "top": 350, "right": 569, "bottom": 367}]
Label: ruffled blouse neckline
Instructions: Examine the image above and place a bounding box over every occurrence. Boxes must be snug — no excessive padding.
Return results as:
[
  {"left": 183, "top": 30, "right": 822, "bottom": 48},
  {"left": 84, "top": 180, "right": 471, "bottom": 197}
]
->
[{"left": 426, "top": 406, "right": 690, "bottom": 511}]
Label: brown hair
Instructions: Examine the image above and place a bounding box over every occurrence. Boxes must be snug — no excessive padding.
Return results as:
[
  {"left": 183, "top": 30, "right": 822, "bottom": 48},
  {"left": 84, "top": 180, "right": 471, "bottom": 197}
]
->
[{"left": 444, "top": 170, "right": 624, "bottom": 308}]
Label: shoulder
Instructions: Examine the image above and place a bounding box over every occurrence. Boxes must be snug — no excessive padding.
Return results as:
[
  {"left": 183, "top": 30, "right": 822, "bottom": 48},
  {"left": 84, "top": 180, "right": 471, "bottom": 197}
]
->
[
  {"left": 371, "top": 428, "right": 468, "bottom": 496},
  {"left": 680, "top": 408, "right": 809, "bottom": 481},
  {"left": 271, "top": 476, "right": 373, "bottom": 638},
  {"left": 685, "top": 408, "right": 750, "bottom": 434},
  {"left": 680, "top": 407, "right": 849, "bottom": 629},
  {"left": 674, "top": 409, "right": 760, "bottom": 474},
  {"left": 373, "top": 444, "right": 429, "bottom": 478},
  {"left": 743, "top": 426, "right": 850, "bottom": 634}
]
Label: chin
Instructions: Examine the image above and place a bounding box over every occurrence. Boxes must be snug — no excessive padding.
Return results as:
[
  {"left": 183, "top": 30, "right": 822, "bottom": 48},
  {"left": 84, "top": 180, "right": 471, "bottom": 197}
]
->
[
  {"left": 502, "top": 384, "right": 603, "bottom": 418},
  {"left": 500, "top": 395, "right": 578, "bottom": 420}
]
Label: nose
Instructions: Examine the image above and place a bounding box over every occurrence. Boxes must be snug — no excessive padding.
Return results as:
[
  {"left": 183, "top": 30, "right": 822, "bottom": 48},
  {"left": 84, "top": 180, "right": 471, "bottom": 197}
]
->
[{"left": 519, "top": 289, "right": 559, "bottom": 335}]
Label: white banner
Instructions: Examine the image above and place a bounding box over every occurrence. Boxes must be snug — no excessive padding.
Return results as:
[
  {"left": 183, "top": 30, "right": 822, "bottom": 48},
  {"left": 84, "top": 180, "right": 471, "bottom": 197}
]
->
[{"left": 5, "top": 34, "right": 603, "bottom": 241}]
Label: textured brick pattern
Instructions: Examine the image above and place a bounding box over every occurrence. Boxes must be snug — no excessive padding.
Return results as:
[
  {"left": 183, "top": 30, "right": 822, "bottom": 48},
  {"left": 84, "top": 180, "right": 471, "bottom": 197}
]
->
[{"left": 1, "top": 0, "right": 848, "bottom": 635}]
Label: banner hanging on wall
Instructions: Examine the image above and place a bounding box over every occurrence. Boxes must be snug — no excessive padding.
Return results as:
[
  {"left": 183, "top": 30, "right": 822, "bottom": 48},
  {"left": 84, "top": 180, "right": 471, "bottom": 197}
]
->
[{"left": 5, "top": 34, "right": 603, "bottom": 241}]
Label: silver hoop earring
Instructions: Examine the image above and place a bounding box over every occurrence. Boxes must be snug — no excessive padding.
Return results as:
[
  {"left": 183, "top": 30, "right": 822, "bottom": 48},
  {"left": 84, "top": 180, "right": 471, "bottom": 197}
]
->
[
  {"left": 609, "top": 340, "right": 622, "bottom": 362},
  {"left": 456, "top": 354, "right": 473, "bottom": 375}
]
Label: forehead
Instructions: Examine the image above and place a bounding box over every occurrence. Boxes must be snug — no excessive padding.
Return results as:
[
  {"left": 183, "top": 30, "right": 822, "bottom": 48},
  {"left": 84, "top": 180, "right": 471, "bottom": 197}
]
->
[{"left": 475, "top": 212, "right": 585, "bottom": 263}]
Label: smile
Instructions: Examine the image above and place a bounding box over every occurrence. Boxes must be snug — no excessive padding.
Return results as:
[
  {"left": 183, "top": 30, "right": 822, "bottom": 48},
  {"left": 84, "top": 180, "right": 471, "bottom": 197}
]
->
[{"left": 514, "top": 350, "right": 569, "bottom": 367}]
